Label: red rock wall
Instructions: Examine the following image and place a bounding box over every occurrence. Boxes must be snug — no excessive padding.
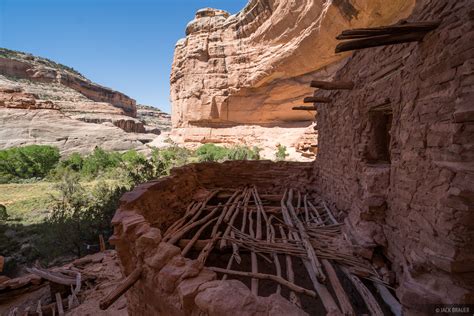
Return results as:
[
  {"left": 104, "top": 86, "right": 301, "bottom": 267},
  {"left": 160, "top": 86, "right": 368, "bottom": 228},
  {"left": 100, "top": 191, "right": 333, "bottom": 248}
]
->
[
  {"left": 313, "top": 0, "right": 474, "bottom": 310},
  {"left": 111, "top": 161, "right": 313, "bottom": 315}
]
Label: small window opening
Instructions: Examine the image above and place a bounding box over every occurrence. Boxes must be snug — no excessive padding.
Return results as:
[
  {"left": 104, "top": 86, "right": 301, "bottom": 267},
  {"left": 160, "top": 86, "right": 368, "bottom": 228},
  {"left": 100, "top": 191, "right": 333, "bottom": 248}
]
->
[{"left": 365, "top": 106, "right": 392, "bottom": 164}]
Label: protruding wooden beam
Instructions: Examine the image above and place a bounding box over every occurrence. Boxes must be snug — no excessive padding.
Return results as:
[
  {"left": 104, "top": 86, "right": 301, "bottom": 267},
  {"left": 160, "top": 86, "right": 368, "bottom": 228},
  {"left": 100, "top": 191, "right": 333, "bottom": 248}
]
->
[
  {"left": 99, "top": 266, "right": 142, "bottom": 310},
  {"left": 335, "top": 21, "right": 440, "bottom": 53},
  {"left": 292, "top": 106, "right": 316, "bottom": 111},
  {"left": 303, "top": 96, "right": 331, "bottom": 103},
  {"left": 335, "top": 32, "right": 426, "bottom": 53},
  {"left": 337, "top": 21, "right": 440, "bottom": 39},
  {"left": 310, "top": 80, "right": 354, "bottom": 90}
]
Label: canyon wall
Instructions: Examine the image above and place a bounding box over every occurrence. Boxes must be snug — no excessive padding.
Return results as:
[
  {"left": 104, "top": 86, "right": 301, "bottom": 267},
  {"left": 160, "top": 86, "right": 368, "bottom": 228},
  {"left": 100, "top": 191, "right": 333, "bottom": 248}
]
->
[
  {"left": 314, "top": 0, "right": 474, "bottom": 310},
  {"left": 170, "top": 0, "right": 415, "bottom": 157},
  {"left": 0, "top": 49, "right": 170, "bottom": 155}
]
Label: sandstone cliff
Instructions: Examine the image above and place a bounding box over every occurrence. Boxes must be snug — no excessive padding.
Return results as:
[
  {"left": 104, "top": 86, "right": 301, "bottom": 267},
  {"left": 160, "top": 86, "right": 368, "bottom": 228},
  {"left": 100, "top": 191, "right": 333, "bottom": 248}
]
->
[
  {"left": 0, "top": 49, "right": 170, "bottom": 155},
  {"left": 171, "top": 0, "right": 415, "bottom": 127},
  {"left": 170, "top": 0, "right": 415, "bottom": 158}
]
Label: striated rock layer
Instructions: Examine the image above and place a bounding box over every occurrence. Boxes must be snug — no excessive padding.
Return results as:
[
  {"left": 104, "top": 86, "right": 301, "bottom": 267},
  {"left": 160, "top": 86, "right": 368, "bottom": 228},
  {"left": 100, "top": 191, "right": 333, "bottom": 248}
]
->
[
  {"left": 0, "top": 49, "right": 170, "bottom": 154},
  {"left": 170, "top": 0, "right": 415, "bottom": 157},
  {"left": 171, "top": 0, "right": 415, "bottom": 126}
]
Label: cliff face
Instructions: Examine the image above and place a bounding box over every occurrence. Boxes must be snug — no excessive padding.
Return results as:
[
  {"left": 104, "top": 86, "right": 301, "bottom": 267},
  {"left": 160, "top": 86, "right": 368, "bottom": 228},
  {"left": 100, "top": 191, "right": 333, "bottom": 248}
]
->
[
  {"left": 170, "top": 0, "right": 415, "bottom": 128},
  {"left": 0, "top": 49, "right": 170, "bottom": 155},
  {"left": 0, "top": 49, "right": 136, "bottom": 116}
]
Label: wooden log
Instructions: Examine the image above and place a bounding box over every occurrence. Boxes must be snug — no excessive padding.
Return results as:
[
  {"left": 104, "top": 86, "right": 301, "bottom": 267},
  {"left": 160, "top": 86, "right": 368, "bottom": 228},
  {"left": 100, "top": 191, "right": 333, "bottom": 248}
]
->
[
  {"left": 168, "top": 204, "right": 221, "bottom": 245},
  {"left": 310, "top": 80, "right": 354, "bottom": 90},
  {"left": 181, "top": 218, "right": 218, "bottom": 256},
  {"left": 0, "top": 256, "right": 4, "bottom": 273},
  {"left": 341, "top": 267, "right": 383, "bottom": 316},
  {"left": 337, "top": 21, "right": 440, "bottom": 38},
  {"left": 374, "top": 282, "right": 402, "bottom": 316},
  {"left": 208, "top": 267, "right": 317, "bottom": 298},
  {"left": 322, "top": 260, "right": 355, "bottom": 315},
  {"left": 279, "top": 226, "right": 301, "bottom": 308},
  {"left": 55, "top": 293, "right": 64, "bottom": 316},
  {"left": 292, "top": 106, "right": 317, "bottom": 111},
  {"left": 99, "top": 266, "right": 142, "bottom": 310},
  {"left": 197, "top": 232, "right": 222, "bottom": 269},
  {"left": 248, "top": 207, "right": 259, "bottom": 296},
  {"left": 303, "top": 97, "right": 331, "bottom": 103},
  {"left": 99, "top": 235, "right": 106, "bottom": 252},
  {"left": 335, "top": 32, "right": 427, "bottom": 53},
  {"left": 26, "top": 268, "right": 76, "bottom": 286}
]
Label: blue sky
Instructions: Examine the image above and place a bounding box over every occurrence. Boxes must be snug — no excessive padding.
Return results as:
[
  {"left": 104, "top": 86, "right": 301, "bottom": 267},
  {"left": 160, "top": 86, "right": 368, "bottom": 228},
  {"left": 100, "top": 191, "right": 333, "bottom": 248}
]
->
[{"left": 0, "top": 0, "right": 247, "bottom": 112}]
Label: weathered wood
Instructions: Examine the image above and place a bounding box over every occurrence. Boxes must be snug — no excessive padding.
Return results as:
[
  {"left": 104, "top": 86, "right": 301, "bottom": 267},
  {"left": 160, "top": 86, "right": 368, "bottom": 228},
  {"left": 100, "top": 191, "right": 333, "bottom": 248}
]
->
[
  {"left": 247, "top": 206, "right": 259, "bottom": 296},
  {"left": 375, "top": 282, "right": 402, "bottom": 316},
  {"left": 278, "top": 226, "right": 301, "bottom": 308},
  {"left": 197, "top": 232, "right": 222, "bottom": 269},
  {"left": 168, "top": 204, "right": 221, "bottom": 244},
  {"left": 292, "top": 106, "right": 317, "bottom": 111},
  {"left": 55, "top": 293, "right": 64, "bottom": 316},
  {"left": 341, "top": 267, "right": 383, "bottom": 316},
  {"left": 322, "top": 260, "right": 355, "bottom": 315},
  {"left": 335, "top": 32, "right": 427, "bottom": 53},
  {"left": 99, "top": 266, "right": 142, "bottom": 310},
  {"left": 310, "top": 80, "right": 354, "bottom": 90},
  {"left": 337, "top": 21, "right": 440, "bottom": 39},
  {"left": 99, "top": 234, "right": 106, "bottom": 252},
  {"left": 303, "top": 96, "right": 331, "bottom": 103},
  {"left": 26, "top": 268, "right": 76, "bottom": 286},
  {"left": 208, "top": 267, "right": 317, "bottom": 298},
  {"left": 181, "top": 218, "right": 218, "bottom": 256}
]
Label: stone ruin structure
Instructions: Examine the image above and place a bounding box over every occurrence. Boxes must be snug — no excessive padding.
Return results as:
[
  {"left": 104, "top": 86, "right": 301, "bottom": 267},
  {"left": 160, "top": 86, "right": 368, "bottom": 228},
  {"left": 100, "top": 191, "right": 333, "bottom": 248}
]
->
[{"left": 110, "top": 0, "right": 473, "bottom": 315}]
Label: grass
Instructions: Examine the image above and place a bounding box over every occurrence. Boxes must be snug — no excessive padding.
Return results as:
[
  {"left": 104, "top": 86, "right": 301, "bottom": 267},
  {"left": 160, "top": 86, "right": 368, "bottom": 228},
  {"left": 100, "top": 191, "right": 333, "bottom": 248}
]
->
[{"left": 0, "top": 182, "right": 58, "bottom": 224}]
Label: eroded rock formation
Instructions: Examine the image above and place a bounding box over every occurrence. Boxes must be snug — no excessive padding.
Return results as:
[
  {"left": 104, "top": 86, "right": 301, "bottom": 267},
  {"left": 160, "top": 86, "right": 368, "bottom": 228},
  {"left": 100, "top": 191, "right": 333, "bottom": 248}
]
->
[
  {"left": 170, "top": 0, "right": 415, "bottom": 156},
  {"left": 0, "top": 49, "right": 170, "bottom": 154}
]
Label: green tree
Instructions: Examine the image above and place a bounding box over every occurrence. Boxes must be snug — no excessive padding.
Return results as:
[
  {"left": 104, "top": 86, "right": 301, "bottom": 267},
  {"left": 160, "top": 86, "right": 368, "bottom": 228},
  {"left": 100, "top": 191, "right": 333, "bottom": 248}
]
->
[{"left": 275, "top": 145, "right": 289, "bottom": 161}]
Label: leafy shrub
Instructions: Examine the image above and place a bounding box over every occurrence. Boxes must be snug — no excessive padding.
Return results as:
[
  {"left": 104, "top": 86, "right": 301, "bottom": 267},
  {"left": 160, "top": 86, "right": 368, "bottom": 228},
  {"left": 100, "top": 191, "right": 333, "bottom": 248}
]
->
[
  {"left": 37, "top": 171, "right": 126, "bottom": 259},
  {"left": 275, "top": 145, "right": 289, "bottom": 161},
  {"left": 81, "top": 147, "right": 121, "bottom": 178},
  {"left": 195, "top": 144, "right": 228, "bottom": 162},
  {"left": 151, "top": 146, "right": 193, "bottom": 175},
  {"left": 0, "top": 145, "right": 60, "bottom": 182},
  {"left": 226, "top": 146, "right": 261, "bottom": 160}
]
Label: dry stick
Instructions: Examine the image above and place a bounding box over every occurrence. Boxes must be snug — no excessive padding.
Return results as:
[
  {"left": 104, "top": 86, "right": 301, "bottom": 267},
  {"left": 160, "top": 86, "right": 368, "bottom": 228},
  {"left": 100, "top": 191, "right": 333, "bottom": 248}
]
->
[
  {"left": 197, "top": 232, "right": 222, "bottom": 269},
  {"left": 99, "top": 266, "right": 143, "bottom": 310},
  {"left": 278, "top": 225, "right": 301, "bottom": 308},
  {"left": 55, "top": 293, "right": 64, "bottom": 316},
  {"left": 341, "top": 267, "right": 383, "bottom": 315},
  {"left": 208, "top": 267, "right": 317, "bottom": 298},
  {"left": 163, "top": 201, "right": 195, "bottom": 237},
  {"left": 281, "top": 190, "right": 340, "bottom": 314},
  {"left": 36, "top": 300, "right": 42, "bottom": 316},
  {"left": 304, "top": 195, "right": 310, "bottom": 223},
  {"left": 26, "top": 268, "right": 76, "bottom": 286},
  {"left": 286, "top": 189, "right": 325, "bottom": 282},
  {"left": 322, "top": 260, "right": 355, "bottom": 315},
  {"left": 222, "top": 189, "right": 250, "bottom": 280},
  {"left": 220, "top": 188, "right": 247, "bottom": 250},
  {"left": 254, "top": 188, "right": 282, "bottom": 295},
  {"left": 248, "top": 200, "right": 259, "bottom": 296},
  {"left": 181, "top": 218, "right": 218, "bottom": 256},
  {"left": 321, "top": 201, "right": 338, "bottom": 225},
  {"left": 165, "top": 190, "right": 220, "bottom": 241},
  {"left": 307, "top": 201, "right": 324, "bottom": 225},
  {"left": 208, "top": 191, "right": 240, "bottom": 245},
  {"left": 168, "top": 204, "right": 222, "bottom": 245},
  {"left": 374, "top": 283, "right": 402, "bottom": 316}
]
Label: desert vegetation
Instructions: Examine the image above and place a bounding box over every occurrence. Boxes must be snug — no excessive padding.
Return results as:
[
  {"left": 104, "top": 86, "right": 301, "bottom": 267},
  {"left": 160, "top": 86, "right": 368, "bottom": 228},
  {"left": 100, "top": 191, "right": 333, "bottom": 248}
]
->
[{"left": 0, "top": 143, "right": 262, "bottom": 274}]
